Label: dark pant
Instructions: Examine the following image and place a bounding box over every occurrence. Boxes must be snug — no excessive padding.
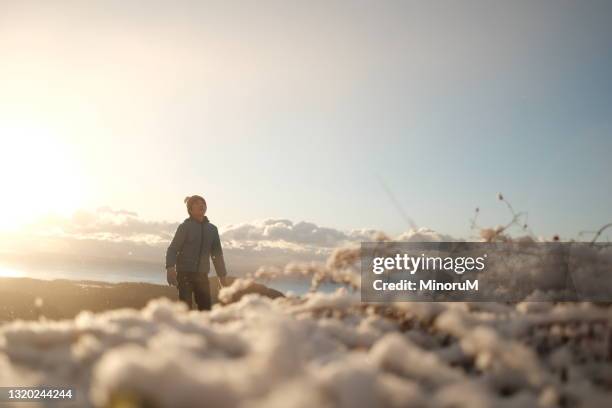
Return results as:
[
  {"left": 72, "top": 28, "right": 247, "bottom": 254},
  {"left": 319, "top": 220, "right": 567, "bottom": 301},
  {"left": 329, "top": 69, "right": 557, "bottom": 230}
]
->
[{"left": 177, "top": 272, "right": 212, "bottom": 311}]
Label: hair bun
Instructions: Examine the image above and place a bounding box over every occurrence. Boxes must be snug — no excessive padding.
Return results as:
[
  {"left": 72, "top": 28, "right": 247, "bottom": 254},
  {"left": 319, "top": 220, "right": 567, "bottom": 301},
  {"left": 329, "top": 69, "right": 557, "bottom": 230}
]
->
[{"left": 184, "top": 196, "right": 191, "bottom": 204}]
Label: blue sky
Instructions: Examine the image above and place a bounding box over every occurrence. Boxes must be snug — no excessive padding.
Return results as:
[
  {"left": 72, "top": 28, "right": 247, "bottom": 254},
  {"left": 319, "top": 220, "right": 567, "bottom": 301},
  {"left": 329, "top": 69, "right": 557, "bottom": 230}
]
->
[{"left": 0, "top": 0, "right": 611, "bottom": 239}]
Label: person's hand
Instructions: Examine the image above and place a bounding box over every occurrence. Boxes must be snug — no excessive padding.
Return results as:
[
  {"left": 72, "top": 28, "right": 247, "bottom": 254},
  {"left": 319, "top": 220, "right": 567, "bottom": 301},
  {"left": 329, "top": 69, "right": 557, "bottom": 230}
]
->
[{"left": 166, "top": 266, "right": 178, "bottom": 287}]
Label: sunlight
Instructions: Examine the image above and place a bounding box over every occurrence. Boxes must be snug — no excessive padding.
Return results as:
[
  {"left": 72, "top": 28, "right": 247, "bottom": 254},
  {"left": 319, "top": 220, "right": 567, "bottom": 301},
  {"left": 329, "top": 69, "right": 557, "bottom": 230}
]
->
[
  {"left": 0, "top": 123, "right": 85, "bottom": 231},
  {"left": 0, "top": 265, "right": 25, "bottom": 278}
]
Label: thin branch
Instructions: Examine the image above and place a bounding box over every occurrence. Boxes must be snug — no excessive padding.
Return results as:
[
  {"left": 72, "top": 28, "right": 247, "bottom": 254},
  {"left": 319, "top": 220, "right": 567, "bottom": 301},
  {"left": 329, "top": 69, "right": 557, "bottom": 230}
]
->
[
  {"left": 587, "top": 222, "right": 612, "bottom": 246},
  {"left": 376, "top": 174, "right": 418, "bottom": 231},
  {"left": 472, "top": 193, "right": 533, "bottom": 241}
]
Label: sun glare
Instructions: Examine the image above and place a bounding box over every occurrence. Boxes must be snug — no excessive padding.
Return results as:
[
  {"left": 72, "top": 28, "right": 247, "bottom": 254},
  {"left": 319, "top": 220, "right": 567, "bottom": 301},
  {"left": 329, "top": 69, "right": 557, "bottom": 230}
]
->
[
  {"left": 0, "top": 123, "right": 85, "bottom": 231},
  {"left": 0, "top": 265, "right": 25, "bottom": 278}
]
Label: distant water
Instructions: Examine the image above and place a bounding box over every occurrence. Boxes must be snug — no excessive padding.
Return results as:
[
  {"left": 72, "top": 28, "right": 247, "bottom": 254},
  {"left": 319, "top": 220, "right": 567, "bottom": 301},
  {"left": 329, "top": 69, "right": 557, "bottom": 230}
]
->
[
  {"left": 0, "top": 262, "right": 346, "bottom": 296},
  {"left": 261, "top": 278, "right": 346, "bottom": 295}
]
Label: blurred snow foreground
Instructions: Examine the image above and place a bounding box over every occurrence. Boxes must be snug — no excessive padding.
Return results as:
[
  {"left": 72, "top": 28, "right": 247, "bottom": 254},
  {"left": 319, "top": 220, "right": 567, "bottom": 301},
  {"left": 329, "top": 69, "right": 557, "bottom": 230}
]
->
[
  {"left": 1, "top": 293, "right": 611, "bottom": 408},
  {"left": 1, "top": 229, "right": 611, "bottom": 408}
]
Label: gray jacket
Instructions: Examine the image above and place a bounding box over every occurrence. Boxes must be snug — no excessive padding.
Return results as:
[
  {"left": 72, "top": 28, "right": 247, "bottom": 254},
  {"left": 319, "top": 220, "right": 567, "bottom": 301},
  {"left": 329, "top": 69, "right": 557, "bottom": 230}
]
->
[{"left": 165, "top": 216, "right": 227, "bottom": 277}]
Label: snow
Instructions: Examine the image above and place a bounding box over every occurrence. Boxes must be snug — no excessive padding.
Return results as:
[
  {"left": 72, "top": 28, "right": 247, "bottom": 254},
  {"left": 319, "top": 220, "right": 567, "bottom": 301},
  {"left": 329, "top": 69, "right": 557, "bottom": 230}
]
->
[
  {"left": 1, "top": 236, "right": 612, "bottom": 407},
  {"left": 1, "top": 290, "right": 611, "bottom": 408}
]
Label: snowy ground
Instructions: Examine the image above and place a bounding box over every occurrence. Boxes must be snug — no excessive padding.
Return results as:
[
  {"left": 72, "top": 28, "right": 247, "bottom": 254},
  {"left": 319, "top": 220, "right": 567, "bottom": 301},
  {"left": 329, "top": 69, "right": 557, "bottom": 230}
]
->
[
  {"left": 1, "top": 289, "right": 611, "bottom": 408},
  {"left": 1, "top": 229, "right": 611, "bottom": 408}
]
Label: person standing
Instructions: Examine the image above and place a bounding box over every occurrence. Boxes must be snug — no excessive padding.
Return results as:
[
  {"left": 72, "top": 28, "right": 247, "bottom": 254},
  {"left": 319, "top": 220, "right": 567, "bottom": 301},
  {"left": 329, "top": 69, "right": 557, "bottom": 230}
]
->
[{"left": 165, "top": 195, "right": 228, "bottom": 310}]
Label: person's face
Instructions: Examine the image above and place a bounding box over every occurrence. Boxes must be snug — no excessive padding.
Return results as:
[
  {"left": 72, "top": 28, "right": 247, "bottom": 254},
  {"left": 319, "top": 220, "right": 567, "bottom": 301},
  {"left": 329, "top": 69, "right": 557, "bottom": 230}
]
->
[{"left": 191, "top": 199, "right": 206, "bottom": 219}]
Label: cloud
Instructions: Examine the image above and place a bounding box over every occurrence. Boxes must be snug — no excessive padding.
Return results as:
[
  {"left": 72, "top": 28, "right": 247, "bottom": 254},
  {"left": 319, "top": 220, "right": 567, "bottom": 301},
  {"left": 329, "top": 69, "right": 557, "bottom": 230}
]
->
[
  {"left": 221, "top": 219, "right": 365, "bottom": 248},
  {"left": 28, "top": 207, "right": 179, "bottom": 245},
  {"left": 395, "top": 228, "right": 458, "bottom": 242},
  {"left": 26, "top": 210, "right": 385, "bottom": 251},
  {"left": 0, "top": 210, "right": 382, "bottom": 278},
  {"left": 0, "top": 208, "right": 457, "bottom": 279}
]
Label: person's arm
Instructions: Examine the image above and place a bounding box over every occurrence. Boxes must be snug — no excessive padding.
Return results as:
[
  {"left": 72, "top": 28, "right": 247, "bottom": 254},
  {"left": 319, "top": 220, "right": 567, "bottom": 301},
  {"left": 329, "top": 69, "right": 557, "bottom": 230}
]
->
[
  {"left": 211, "top": 227, "right": 228, "bottom": 285},
  {"left": 165, "top": 223, "right": 187, "bottom": 286}
]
